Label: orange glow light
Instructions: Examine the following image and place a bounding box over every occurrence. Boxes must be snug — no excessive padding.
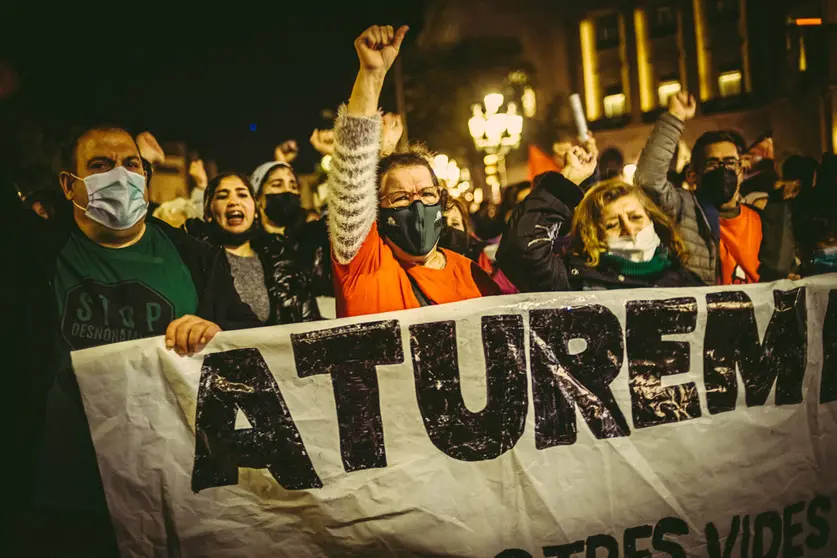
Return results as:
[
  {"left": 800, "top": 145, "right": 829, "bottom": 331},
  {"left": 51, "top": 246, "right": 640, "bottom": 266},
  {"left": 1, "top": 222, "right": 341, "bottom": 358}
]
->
[{"left": 795, "top": 18, "right": 822, "bottom": 26}]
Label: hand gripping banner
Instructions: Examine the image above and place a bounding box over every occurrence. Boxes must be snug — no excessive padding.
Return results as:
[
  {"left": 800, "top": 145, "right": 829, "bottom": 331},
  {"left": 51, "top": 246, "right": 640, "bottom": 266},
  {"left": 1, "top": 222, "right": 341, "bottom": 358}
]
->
[{"left": 73, "top": 275, "right": 837, "bottom": 557}]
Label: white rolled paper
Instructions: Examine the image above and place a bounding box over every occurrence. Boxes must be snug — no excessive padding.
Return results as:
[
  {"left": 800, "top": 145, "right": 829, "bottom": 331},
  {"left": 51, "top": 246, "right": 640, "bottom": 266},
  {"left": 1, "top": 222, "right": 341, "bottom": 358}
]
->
[{"left": 569, "top": 93, "right": 589, "bottom": 142}]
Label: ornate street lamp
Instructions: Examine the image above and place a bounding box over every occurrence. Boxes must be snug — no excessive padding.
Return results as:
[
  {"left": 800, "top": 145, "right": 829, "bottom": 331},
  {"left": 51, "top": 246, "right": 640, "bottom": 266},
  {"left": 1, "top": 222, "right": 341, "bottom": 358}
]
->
[{"left": 468, "top": 92, "right": 524, "bottom": 202}]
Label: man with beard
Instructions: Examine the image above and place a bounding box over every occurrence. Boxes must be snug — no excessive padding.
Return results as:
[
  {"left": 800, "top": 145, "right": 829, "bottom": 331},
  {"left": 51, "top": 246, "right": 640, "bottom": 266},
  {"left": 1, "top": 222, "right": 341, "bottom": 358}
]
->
[{"left": 634, "top": 92, "right": 795, "bottom": 285}]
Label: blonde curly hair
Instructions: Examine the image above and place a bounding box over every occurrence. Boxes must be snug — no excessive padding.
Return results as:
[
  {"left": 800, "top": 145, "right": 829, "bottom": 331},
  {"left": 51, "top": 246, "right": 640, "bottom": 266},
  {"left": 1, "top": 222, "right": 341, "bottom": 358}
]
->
[{"left": 570, "top": 180, "right": 687, "bottom": 267}]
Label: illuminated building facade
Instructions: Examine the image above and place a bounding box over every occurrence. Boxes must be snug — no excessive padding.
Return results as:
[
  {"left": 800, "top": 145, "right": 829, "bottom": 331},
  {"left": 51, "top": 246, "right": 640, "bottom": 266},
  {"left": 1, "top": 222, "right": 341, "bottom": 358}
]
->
[{"left": 419, "top": 0, "right": 834, "bottom": 171}]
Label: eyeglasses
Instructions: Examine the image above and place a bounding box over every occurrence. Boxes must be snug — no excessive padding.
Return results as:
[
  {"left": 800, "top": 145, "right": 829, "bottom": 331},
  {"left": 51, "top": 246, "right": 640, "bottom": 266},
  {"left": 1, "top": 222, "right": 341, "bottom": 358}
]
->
[
  {"left": 380, "top": 187, "right": 441, "bottom": 208},
  {"left": 704, "top": 158, "right": 742, "bottom": 173}
]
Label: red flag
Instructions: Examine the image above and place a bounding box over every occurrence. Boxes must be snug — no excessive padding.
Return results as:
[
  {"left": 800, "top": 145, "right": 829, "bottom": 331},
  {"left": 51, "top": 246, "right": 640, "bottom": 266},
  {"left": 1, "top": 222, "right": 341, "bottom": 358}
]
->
[{"left": 528, "top": 145, "right": 560, "bottom": 182}]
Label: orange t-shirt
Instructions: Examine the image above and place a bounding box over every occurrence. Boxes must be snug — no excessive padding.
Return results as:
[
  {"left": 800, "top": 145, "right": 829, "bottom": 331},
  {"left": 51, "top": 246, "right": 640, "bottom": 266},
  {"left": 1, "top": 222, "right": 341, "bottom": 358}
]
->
[
  {"left": 719, "top": 205, "right": 762, "bottom": 285},
  {"left": 332, "top": 222, "right": 499, "bottom": 318}
]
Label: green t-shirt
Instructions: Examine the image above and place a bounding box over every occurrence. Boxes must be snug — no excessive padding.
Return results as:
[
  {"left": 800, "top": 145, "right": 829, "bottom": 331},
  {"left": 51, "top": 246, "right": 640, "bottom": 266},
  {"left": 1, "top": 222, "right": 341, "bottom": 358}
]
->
[{"left": 54, "top": 222, "right": 199, "bottom": 350}]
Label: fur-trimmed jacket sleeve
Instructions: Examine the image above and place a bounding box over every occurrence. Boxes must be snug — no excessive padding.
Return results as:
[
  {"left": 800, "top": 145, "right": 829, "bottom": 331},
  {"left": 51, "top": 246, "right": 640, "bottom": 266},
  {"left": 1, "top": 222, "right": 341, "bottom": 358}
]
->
[{"left": 327, "top": 105, "right": 382, "bottom": 265}]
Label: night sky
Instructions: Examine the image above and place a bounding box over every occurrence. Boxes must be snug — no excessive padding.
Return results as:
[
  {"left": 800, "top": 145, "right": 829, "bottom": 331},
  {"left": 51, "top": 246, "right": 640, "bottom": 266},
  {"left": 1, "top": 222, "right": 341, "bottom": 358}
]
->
[{"left": 0, "top": 0, "right": 427, "bottom": 179}]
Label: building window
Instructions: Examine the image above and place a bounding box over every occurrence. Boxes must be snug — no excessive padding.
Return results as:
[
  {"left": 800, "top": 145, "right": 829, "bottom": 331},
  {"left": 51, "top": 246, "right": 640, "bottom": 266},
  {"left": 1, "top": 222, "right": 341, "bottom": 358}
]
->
[
  {"left": 708, "top": 0, "right": 739, "bottom": 24},
  {"left": 718, "top": 70, "right": 742, "bottom": 97},
  {"left": 603, "top": 93, "right": 627, "bottom": 118},
  {"left": 596, "top": 14, "right": 621, "bottom": 49},
  {"left": 650, "top": 5, "right": 677, "bottom": 37},
  {"left": 657, "top": 81, "right": 681, "bottom": 107}
]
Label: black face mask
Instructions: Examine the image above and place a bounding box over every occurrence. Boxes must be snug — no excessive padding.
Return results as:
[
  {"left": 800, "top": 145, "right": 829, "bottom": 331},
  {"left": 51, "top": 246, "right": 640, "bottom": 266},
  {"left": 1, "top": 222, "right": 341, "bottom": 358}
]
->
[
  {"left": 209, "top": 221, "right": 255, "bottom": 247},
  {"left": 698, "top": 167, "right": 738, "bottom": 207},
  {"left": 379, "top": 200, "right": 444, "bottom": 257},
  {"left": 439, "top": 226, "right": 470, "bottom": 255},
  {"left": 263, "top": 193, "right": 302, "bottom": 227}
]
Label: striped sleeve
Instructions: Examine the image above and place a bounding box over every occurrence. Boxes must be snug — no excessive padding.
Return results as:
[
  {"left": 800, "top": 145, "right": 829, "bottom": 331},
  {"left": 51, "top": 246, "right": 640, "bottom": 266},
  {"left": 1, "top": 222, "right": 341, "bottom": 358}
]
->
[{"left": 327, "top": 104, "right": 383, "bottom": 265}]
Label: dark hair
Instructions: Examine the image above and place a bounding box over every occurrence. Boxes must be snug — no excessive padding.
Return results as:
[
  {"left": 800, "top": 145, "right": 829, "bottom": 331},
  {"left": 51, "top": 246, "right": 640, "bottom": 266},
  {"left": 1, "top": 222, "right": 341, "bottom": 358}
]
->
[
  {"left": 499, "top": 180, "right": 529, "bottom": 214},
  {"left": 142, "top": 158, "right": 153, "bottom": 187},
  {"left": 783, "top": 155, "right": 818, "bottom": 192},
  {"left": 61, "top": 124, "right": 137, "bottom": 172},
  {"left": 377, "top": 151, "right": 440, "bottom": 192},
  {"left": 819, "top": 153, "right": 837, "bottom": 192},
  {"left": 691, "top": 130, "right": 743, "bottom": 173},
  {"left": 599, "top": 147, "right": 625, "bottom": 180},
  {"left": 23, "top": 187, "right": 67, "bottom": 219},
  {"left": 444, "top": 196, "right": 473, "bottom": 238},
  {"left": 203, "top": 172, "right": 256, "bottom": 221},
  {"left": 726, "top": 130, "right": 748, "bottom": 153}
]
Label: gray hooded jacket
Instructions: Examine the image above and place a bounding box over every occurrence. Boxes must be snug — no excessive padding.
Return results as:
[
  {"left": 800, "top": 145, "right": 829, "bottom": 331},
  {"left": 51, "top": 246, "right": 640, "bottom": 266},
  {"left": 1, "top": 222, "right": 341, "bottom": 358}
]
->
[{"left": 634, "top": 113, "right": 717, "bottom": 284}]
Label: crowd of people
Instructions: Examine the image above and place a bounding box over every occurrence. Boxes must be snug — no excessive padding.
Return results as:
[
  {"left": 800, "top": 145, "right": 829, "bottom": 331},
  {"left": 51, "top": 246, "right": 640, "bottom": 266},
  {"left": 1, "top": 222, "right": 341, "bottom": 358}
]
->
[{"left": 7, "top": 22, "right": 837, "bottom": 556}]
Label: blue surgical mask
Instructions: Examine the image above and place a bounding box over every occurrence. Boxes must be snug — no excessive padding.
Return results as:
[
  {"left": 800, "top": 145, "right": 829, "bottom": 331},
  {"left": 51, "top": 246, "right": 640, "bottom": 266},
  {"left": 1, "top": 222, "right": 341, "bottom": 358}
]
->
[{"left": 71, "top": 166, "right": 148, "bottom": 230}]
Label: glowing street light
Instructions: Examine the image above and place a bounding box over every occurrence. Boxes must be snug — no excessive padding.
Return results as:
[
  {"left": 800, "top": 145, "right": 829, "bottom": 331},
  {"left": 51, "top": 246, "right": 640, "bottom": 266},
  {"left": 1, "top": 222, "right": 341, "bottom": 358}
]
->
[
  {"left": 431, "top": 153, "right": 473, "bottom": 199},
  {"left": 469, "top": 94, "right": 523, "bottom": 155},
  {"left": 468, "top": 93, "right": 524, "bottom": 198},
  {"left": 484, "top": 93, "right": 504, "bottom": 115}
]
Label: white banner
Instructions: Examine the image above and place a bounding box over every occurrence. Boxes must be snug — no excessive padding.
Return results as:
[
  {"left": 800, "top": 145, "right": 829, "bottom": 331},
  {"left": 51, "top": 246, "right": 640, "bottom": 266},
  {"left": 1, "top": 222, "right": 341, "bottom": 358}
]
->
[{"left": 74, "top": 275, "right": 837, "bottom": 557}]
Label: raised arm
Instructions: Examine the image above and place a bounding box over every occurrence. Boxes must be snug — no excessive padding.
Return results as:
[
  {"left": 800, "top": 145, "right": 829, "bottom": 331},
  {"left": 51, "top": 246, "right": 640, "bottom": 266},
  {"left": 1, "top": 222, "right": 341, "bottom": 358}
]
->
[
  {"left": 634, "top": 92, "right": 695, "bottom": 216},
  {"left": 328, "top": 25, "right": 408, "bottom": 264},
  {"left": 498, "top": 146, "right": 597, "bottom": 292},
  {"left": 188, "top": 159, "right": 209, "bottom": 218}
]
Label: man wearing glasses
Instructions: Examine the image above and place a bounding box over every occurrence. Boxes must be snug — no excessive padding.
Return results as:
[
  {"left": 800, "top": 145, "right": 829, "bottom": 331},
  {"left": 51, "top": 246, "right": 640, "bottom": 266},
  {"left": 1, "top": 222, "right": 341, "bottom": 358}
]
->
[
  {"left": 327, "top": 25, "right": 499, "bottom": 318},
  {"left": 634, "top": 92, "right": 794, "bottom": 285}
]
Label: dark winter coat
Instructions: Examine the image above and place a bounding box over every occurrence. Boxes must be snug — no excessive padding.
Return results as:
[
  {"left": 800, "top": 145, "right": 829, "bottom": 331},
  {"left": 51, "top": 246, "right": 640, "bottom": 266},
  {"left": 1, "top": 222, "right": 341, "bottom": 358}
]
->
[{"left": 184, "top": 219, "right": 322, "bottom": 324}]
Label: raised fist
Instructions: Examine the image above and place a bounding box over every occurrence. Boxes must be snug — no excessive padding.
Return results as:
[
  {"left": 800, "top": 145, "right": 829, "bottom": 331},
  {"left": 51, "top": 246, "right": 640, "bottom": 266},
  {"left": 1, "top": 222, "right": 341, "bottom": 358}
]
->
[
  {"left": 188, "top": 159, "right": 208, "bottom": 190},
  {"left": 310, "top": 129, "right": 335, "bottom": 156},
  {"left": 275, "top": 140, "right": 299, "bottom": 164},
  {"left": 560, "top": 145, "right": 598, "bottom": 187},
  {"left": 136, "top": 131, "right": 165, "bottom": 165},
  {"left": 668, "top": 91, "right": 696, "bottom": 122},
  {"left": 381, "top": 113, "right": 404, "bottom": 156},
  {"left": 354, "top": 25, "right": 409, "bottom": 75}
]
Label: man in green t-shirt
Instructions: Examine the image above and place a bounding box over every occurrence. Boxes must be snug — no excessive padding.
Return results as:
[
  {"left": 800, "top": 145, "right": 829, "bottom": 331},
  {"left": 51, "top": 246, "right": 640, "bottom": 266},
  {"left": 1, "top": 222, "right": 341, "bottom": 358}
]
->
[
  {"left": 54, "top": 126, "right": 259, "bottom": 353},
  {"left": 14, "top": 125, "right": 260, "bottom": 556}
]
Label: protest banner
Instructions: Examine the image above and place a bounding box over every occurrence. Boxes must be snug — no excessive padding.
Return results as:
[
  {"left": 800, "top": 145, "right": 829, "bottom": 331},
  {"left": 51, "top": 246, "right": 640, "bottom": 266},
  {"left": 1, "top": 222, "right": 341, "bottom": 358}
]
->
[{"left": 73, "top": 275, "right": 837, "bottom": 557}]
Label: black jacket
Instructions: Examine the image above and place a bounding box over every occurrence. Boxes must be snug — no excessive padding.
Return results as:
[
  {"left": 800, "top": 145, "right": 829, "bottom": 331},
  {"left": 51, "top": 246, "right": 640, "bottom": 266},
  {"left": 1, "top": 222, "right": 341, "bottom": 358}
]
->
[
  {"left": 262, "top": 214, "right": 334, "bottom": 297},
  {"left": 184, "top": 219, "right": 322, "bottom": 325},
  {"left": 498, "top": 172, "right": 703, "bottom": 292},
  {"left": 7, "top": 188, "right": 260, "bottom": 382},
  {"left": 36, "top": 213, "right": 260, "bottom": 333},
  {"left": 282, "top": 216, "right": 334, "bottom": 297},
  {"left": 4, "top": 187, "right": 260, "bottom": 556},
  {"left": 563, "top": 253, "right": 704, "bottom": 291},
  {"left": 497, "top": 172, "right": 583, "bottom": 292},
  {"left": 9, "top": 196, "right": 261, "bottom": 419}
]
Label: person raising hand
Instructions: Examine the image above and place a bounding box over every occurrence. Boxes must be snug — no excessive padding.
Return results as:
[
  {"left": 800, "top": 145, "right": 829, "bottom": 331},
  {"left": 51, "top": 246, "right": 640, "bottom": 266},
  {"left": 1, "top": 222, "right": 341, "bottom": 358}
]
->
[
  {"left": 327, "top": 25, "right": 499, "bottom": 318},
  {"left": 498, "top": 141, "right": 599, "bottom": 292}
]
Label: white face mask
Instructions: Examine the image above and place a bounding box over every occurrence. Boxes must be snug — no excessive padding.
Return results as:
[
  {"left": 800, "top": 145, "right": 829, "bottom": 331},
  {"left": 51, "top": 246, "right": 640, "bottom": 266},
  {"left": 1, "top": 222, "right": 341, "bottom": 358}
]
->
[
  {"left": 71, "top": 166, "right": 148, "bottom": 230},
  {"left": 605, "top": 222, "right": 661, "bottom": 262}
]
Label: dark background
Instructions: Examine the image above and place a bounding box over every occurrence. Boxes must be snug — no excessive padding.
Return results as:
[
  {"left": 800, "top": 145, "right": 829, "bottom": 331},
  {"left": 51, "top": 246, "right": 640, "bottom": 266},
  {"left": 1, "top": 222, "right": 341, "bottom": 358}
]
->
[{"left": 0, "top": 0, "right": 427, "bottom": 182}]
